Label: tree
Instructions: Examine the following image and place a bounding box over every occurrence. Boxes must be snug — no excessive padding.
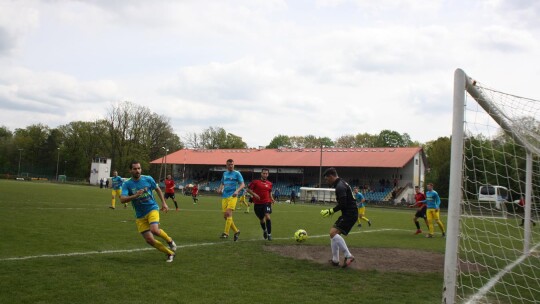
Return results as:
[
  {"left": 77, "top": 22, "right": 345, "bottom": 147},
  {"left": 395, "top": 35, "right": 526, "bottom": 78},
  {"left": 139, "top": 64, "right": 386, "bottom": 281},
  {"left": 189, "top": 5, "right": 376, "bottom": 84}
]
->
[
  {"left": 0, "top": 126, "right": 14, "bottom": 173},
  {"left": 335, "top": 135, "right": 356, "bottom": 148},
  {"left": 376, "top": 129, "right": 410, "bottom": 147},
  {"left": 267, "top": 135, "right": 292, "bottom": 148},
  {"left": 424, "top": 136, "right": 451, "bottom": 199},
  {"left": 355, "top": 132, "right": 377, "bottom": 148}
]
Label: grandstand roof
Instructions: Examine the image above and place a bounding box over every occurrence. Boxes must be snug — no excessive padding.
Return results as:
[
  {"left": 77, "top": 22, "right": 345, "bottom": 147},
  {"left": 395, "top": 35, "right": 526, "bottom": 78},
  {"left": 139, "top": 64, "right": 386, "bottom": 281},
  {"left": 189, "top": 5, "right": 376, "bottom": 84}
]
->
[{"left": 151, "top": 147, "right": 423, "bottom": 168}]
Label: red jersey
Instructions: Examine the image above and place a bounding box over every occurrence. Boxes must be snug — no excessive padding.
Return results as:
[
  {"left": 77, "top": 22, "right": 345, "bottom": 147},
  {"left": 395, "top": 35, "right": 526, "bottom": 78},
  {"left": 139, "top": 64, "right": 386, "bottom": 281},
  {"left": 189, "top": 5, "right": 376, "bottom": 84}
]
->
[
  {"left": 414, "top": 192, "right": 426, "bottom": 208},
  {"left": 192, "top": 185, "right": 199, "bottom": 196},
  {"left": 248, "top": 179, "right": 273, "bottom": 204},
  {"left": 165, "top": 179, "right": 175, "bottom": 194}
]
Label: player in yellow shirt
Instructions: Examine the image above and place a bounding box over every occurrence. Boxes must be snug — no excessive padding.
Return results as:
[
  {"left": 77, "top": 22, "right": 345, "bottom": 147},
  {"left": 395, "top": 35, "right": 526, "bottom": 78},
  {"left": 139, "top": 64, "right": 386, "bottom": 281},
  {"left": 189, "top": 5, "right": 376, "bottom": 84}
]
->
[{"left": 353, "top": 187, "right": 371, "bottom": 227}]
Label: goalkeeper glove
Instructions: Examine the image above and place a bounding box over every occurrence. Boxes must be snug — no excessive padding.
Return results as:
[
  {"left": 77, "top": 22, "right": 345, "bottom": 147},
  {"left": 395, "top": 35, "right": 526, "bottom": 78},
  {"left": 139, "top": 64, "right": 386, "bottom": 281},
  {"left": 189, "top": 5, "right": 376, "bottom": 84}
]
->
[{"left": 320, "top": 209, "right": 334, "bottom": 218}]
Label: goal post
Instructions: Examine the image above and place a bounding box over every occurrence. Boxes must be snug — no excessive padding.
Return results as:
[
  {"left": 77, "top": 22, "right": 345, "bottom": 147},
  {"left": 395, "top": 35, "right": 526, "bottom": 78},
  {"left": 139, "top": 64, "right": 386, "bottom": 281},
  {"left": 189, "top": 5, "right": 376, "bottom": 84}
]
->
[{"left": 443, "top": 69, "right": 540, "bottom": 303}]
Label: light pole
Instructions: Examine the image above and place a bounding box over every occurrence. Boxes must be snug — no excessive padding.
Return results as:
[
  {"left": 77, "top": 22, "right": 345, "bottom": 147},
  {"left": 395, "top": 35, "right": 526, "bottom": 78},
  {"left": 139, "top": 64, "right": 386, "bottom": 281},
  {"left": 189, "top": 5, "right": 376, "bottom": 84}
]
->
[
  {"left": 160, "top": 146, "right": 169, "bottom": 181},
  {"left": 17, "top": 149, "right": 23, "bottom": 176},
  {"left": 64, "top": 160, "right": 67, "bottom": 175},
  {"left": 318, "top": 139, "right": 323, "bottom": 187},
  {"left": 55, "top": 147, "right": 60, "bottom": 181}
]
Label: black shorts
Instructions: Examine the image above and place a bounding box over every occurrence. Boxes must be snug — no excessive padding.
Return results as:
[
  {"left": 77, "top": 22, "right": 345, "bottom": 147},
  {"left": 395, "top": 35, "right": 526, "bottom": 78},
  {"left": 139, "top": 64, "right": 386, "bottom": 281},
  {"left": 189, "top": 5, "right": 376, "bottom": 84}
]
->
[
  {"left": 415, "top": 208, "right": 427, "bottom": 219},
  {"left": 333, "top": 214, "right": 357, "bottom": 236},
  {"left": 254, "top": 203, "right": 272, "bottom": 220},
  {"left": 164, "top": 193, "right": 175, "bottom": 199}
]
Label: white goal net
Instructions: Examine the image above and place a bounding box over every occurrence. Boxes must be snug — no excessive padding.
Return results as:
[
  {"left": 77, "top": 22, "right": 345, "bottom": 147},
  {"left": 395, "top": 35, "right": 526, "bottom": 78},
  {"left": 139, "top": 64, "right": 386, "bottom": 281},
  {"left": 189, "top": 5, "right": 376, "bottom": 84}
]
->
[{"left": 443, "top": 69, "right": 540, "bottom": 304}]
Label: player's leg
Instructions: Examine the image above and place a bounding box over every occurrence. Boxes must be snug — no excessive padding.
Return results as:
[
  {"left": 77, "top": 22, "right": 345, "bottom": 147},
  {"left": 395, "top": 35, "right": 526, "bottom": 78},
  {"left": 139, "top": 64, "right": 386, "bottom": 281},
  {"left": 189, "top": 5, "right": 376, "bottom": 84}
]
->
[
  {"left": 360, "top": 208, "right": 371, "bottom": 226},
  {"left": 254, "top": 205, "right": 268, "bottom": 239},
  {"left": 147, "top": 210, "right": 177, "bottom": 251},
  {"left": 137, "top": 216, "right": 174, "bottom": 260},
  {"left": 264, "top": 204, "right": 273, "bottom": 240},
  {"left": 426, "top": 209, "right": 435, "bottom": 237},
  {"left": 331, "top": 217, "right": 355, "bottom": 268},
  {"left": 171, "top": 194, "right": 178, "bottom": 210},
  {"left": 434, "top": 210, "right": 446, "bottom": 236},
  {"left": 110, "top": 190, "right": 116, "bottom": 209},
  {"left": 413, "top": 211, "right": 422, "bottom": 234}
]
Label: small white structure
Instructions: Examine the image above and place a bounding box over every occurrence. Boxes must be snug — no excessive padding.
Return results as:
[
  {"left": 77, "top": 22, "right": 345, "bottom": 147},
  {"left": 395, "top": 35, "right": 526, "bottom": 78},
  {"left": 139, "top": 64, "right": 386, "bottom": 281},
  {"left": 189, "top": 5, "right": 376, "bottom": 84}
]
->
[
  {"left": 89, "top": 157, "right": 111, "bottom": 186},
  {"left": 299, "top": 187, "right": 336, "bottom": 203}
]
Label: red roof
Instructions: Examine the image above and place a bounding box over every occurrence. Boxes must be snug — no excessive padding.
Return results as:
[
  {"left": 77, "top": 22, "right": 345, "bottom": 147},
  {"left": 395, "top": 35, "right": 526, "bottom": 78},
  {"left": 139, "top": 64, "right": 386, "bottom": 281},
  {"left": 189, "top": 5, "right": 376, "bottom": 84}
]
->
[{"left": 151, "top": 147, "right": 422, "bottom": 168}]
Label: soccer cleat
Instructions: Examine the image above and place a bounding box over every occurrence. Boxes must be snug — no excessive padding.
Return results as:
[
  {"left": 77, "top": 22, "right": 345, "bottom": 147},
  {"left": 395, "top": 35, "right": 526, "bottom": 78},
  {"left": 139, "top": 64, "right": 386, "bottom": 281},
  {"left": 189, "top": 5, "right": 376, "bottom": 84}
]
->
[
  {"left": 342, "top": 256, "right": 355, "bottom": 268},
  {"left": 426, "top": 234, "right": 433, "bottom": 238},
  {"left": 415, "top": 229, "right": 422, "bottom": 235},
  {"left": 109, "top": 206, "right": 115, "bottom": 210},
  {"left": 168, "top": 240, "right": 177, "bottom": 252},
  {"left": 368, "top": 220, "right": 372, "bottom": 227},
  {"left": 220, "top": 233, "right": 229, "bottom": 239},
  {"left": 357, "top": 224, "right": 362, "bottom": 228},
  {"left": 263, "top": 230, "right": 268, "bottom": 240},
  {"left": 166, "top": 253, "right": 175, "bottom": 263},
  {"left": 442, "top": 232, "right": 446, "bottom": 237},
  {"left": 267, "top": 234, "right": 272, "bottom": 241},
  {"left": 328, "top": 259, "right": 340, "bottom": 267},
  {"left": 233, "top": 231, "right": 240, "bottom": 242}
]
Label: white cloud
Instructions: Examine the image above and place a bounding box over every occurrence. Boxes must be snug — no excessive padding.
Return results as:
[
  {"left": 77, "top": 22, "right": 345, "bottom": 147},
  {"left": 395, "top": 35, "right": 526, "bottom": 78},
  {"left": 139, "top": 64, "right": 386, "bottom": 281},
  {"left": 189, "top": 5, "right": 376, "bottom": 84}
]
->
[{"left": 0, "top": 0, "right": 539, "bottom": 147}]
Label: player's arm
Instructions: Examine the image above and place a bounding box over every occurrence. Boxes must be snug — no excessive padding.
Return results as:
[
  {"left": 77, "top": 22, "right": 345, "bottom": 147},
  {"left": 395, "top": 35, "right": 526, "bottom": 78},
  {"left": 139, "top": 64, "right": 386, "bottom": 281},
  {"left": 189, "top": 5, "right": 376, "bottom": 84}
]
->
[
  {"left": 121, "top": 187, "right": 146, "bottom": 203},
  {"left": 233, "top": 182, "right": 245, "bottom": 197},
  {"left": 154, "top": 186, "right": 169, "bottom": 212}
]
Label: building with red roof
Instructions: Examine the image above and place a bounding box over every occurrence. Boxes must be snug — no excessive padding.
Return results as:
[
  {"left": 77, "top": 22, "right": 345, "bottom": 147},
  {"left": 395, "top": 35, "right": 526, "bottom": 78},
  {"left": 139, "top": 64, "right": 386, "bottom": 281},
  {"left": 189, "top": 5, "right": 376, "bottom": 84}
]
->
[{"left": 151, "top": 147, "right": 427, "bottom": 202}]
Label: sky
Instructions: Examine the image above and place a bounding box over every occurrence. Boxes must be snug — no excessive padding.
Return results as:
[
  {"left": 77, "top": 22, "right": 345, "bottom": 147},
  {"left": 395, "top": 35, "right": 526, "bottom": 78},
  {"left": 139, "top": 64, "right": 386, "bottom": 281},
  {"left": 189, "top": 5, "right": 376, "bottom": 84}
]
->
[{"left": 0, "top": 0, "right": 539, "bottom": 148}]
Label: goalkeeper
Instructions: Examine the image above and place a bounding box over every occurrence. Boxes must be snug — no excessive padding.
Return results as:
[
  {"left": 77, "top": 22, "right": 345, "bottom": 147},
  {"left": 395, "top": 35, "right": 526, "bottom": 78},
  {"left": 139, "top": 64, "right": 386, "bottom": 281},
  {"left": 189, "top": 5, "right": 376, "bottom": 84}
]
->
[{"left": 320, "top": 167, "right": 358, "bottom": 268}]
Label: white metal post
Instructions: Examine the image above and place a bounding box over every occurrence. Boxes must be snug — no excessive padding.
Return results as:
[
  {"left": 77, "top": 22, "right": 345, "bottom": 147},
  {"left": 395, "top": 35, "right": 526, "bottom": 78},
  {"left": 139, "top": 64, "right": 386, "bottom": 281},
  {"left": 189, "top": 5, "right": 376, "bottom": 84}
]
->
[
  {"left": 443, "top": 68, "right": 467, "bottom": 304},
  {"left": 524, "top": 152, "right": 532, "bottom": 253}
]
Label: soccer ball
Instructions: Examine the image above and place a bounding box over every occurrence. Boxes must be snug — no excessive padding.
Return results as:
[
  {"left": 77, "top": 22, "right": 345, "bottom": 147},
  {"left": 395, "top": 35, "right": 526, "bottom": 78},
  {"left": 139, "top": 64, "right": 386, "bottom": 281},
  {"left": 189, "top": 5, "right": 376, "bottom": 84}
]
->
[{"left": 294, "top": 229, "right": 308, "bottom": 242}]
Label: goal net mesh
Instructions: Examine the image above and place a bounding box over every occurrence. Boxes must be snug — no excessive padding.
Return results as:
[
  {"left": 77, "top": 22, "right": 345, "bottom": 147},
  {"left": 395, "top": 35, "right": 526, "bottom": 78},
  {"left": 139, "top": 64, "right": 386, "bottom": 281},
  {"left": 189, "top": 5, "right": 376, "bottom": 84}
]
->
[{"left": 456, "top": 80, "right": 540, "bottom": 303}]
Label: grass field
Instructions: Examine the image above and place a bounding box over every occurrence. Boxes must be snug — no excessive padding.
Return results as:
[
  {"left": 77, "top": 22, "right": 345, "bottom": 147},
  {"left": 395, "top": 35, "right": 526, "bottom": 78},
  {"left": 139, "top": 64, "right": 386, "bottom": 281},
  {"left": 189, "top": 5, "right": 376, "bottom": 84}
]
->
[{"left": 0, "top": 180, "right": 447, "bottom": 304}]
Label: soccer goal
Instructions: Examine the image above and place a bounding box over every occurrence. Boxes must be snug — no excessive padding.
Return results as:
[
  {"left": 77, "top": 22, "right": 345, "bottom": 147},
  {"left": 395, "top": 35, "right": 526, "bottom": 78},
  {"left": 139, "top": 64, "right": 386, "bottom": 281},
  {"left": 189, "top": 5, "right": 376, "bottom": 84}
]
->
[{"left": 443, "top": 69, "right": 540, "bottom": 303}]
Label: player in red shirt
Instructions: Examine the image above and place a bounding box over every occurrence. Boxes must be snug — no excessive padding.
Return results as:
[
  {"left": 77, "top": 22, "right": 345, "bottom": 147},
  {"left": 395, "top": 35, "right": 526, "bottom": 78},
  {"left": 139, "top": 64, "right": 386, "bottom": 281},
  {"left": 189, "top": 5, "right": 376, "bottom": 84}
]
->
[
  {"left": 191, "top": 183, "right": 199, "bottom": 204},
  {"left": 246, "top": 168, "right": 274, "bottom": 240},
  {"left": 164, "top": 175, "right": 179, "bottom": 211},
  {"left": 409, "top": 185, "right": 428, "bottom": 235}
]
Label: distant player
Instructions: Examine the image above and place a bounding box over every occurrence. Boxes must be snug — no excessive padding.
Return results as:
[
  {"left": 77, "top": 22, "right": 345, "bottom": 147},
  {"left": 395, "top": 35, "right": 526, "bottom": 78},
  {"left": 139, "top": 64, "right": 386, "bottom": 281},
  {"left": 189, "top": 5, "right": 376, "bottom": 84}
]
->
[
  {"left": 409, "top": 186, "right": 428, "bottom": 235},
  {"left": 121, "top": 161, "right": 177, "bottom": 262},
  {"left": 110, "top": 170, "right": 126, "bottom": 209},
  {"left": 353, "top": 187, "right": 371, "bottom": 228},
  {"left": 217, "top": 159, "right": 244, "bottom": 241},
  {"left": 164, "top": 174, "right": 179, "bottom": 211},
  {"left": 191, "top": 183, "right": 199, "bottom": 204},
  {"left": 320, "top": 168, "right": 358, "bottom": 268},
  {"left": 423, "top": 183, "right": 446, "bottom": 238},
  {"left": 237, "top": 187, "right": 250, "bottom": 213},
  {"left": 247, "top": 168, "right": 274, "bottom": 240}
]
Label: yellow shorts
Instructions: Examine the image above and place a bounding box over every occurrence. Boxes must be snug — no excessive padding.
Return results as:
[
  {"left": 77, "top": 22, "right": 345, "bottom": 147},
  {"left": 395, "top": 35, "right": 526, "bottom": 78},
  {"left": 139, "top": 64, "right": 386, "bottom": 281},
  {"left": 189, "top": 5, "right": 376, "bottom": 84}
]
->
[
  {"left": 426, "top": 209, "right": 440, "bottom": 221},
  {"left": 358, "top": 207, "right": 366, "bottom": 216},
  {"left": 112, "top": 189, "right": 121, "bottom": 197},
  {"left": 222, "top": 197, "right": 238, "bottom": 212},
  {"left": 135, "top": 210, "right": 160, "bottom": 233}
]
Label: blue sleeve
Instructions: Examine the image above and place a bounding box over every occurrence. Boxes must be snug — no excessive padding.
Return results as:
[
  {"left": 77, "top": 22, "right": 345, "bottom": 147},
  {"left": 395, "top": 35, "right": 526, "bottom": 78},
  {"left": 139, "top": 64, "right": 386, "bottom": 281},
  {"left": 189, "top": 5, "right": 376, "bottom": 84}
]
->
[
  {"left": 237, "top": 171, "right": 244, "bottom": 183},
  {"left": 121, "top": 181, "right": 129, "bottom": 196},
  {"left": 147, "top": 176, "right": 157, "bottom": 190},
  {"left": 435, "top": 192, "right": 441, "bottom": 208}
]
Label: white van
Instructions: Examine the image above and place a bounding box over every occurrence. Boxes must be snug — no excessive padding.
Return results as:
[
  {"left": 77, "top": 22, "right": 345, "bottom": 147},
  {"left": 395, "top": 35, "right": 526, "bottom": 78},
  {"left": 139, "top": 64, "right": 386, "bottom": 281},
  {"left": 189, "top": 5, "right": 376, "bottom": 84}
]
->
[{"left": 478, "top": 185, "right": 509, "bottom": 210}]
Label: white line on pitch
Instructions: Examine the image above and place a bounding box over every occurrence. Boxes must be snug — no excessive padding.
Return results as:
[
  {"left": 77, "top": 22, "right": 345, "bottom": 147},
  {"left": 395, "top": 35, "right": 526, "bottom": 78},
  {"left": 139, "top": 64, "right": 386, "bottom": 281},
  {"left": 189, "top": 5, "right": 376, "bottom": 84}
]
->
[{"left": 0, "top": 229, "right": 409, "bottom": 262}]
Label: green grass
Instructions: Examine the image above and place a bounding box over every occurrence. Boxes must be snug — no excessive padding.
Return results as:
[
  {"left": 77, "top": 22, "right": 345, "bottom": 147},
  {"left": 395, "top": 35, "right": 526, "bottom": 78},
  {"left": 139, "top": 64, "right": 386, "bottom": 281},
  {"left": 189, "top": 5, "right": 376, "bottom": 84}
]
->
[{"left": 0, "top": 180, "right": 446, "bottom": 304}]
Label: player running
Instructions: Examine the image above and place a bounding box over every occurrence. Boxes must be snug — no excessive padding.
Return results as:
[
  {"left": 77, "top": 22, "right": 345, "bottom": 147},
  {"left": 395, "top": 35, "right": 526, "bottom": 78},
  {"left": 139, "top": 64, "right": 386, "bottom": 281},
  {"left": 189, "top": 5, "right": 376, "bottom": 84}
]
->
[
  {"left": 164, "top": 174, "right": 179, "bottom": 211},
  {"left": 409, "top": 185, "right": 428, "bottom": 235},
  {"left": 246, "top": 168, "right": 274, "bottom": 240},
  {"left": 320, "top": 168, "right": 358, "bottom": 268},
  {"left": 217, "top": 159, "right": 245, "bottom": 241},
  {"left": 121, "top": 161, "right": 177, "bottom": 262},
  {"left": 191, "top": 183, "right": 199, "bottom": 204},
  {"left": 110, "top": 170, "right": 126, "bottom": 209},
  {"left": 237, "top": 187, "right": 250, "bottom": 213},
  {"left": 353, "top": 187, "right": 371, "bottom": 228}
]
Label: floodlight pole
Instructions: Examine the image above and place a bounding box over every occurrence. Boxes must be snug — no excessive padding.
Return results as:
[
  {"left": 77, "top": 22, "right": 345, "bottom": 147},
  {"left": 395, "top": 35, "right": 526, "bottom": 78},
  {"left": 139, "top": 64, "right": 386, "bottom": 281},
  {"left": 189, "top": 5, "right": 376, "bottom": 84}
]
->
[
  {"left": 55, "top": 148, "right": 60, "bottom": 181},
  {"left": 17, "top": 149, "right": 23, "bottom": 176}
]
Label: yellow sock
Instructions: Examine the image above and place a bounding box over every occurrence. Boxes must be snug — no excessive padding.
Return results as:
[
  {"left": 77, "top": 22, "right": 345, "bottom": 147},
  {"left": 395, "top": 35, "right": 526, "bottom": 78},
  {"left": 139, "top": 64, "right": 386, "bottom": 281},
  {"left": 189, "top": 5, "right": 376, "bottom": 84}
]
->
[
  {"left": 428, "top": 222, "right": 434, "bottom": 235},
  {"left": 158, "top": 229, "right": 172, "bottom": 243},
  {"left": 230, "top": 219, "right": 239, "bottom": 233},
  {"left": 437, "top": 220, "right": 446, "bottom": 233},
  {"left": 362, "top": 216, "right": 370, "bottom": 222},
  {"left": 111, "top": 198, "right": 116, "bottom": 208},
  {"left": 153, "top": 240, "right": 173, "bottom": 255},
  {"left": 224, "top": 217, "right": 232, "bottom": 235}
]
